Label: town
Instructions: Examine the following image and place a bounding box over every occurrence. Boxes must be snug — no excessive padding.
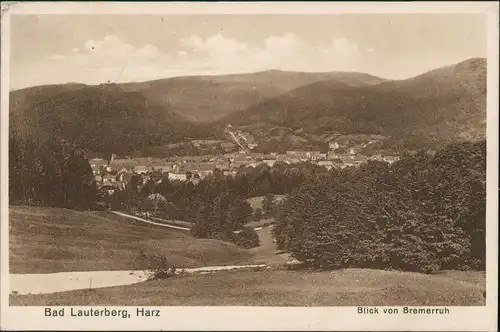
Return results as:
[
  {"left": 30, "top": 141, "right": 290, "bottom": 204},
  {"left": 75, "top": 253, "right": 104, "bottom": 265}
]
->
[{"left": 90, "top": 134, "right": 400, "bottom": 195}]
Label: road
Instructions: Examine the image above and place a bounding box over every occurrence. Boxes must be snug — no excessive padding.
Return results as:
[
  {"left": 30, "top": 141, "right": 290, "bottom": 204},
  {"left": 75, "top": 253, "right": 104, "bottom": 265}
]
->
[{"left": 10, "top": 265, "right": 268, "bottom": 295}]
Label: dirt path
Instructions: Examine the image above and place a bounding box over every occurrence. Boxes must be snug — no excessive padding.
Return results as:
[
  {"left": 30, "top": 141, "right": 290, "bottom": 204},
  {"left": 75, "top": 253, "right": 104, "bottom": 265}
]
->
[
  {"left": 10, "top": 264, "right": 267, "bottom": 295},
  {"left": 111, "top": 211, "right": 191, "bottom": 231}
]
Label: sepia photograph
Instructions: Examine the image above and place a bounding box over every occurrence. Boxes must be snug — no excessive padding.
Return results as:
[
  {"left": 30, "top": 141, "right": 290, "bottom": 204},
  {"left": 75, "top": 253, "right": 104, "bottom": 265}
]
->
[{"left": 1, "top": 2, "right": 498, "bottom": 331}]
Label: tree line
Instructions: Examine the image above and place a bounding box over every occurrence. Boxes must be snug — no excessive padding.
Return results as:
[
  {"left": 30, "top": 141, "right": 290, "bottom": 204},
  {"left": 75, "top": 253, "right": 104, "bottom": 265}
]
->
[{"left": 272, "top": 140, "right": 486, "bottom": 273}]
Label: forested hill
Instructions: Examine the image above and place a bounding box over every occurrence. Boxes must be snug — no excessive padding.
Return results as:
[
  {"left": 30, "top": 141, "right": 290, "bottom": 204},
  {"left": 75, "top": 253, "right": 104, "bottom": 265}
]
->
[
  {"left": 221, "top": 58, "right": 487, "bottom": 146},
  {"left": 9, "top": 84, "right": 217, "bottom": 157},
  {"left": 118, "top": 70, "right": 387, "bottom": 123}
]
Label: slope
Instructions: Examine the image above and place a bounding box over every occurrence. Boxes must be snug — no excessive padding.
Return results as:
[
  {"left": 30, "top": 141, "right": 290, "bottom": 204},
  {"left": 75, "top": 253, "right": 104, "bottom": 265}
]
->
[{"left": 9, "top": 205, "right": 251, "bottom": 274}]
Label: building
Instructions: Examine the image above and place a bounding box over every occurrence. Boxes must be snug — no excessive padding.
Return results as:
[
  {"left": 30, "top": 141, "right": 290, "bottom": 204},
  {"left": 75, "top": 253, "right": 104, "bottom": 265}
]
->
[
  {"left": 383, "top": 156, "right": 400, "bottom": 164},
  {"left": 152, "top": 165, "right": 172, "bottom": 174},
  {"left": 168, "top": 172, "right": 187, "bottom": 181},
  {"left": 89, "top": 158, "right": 108, "bottom": 175},
  {"left": 107, "top": 155, "right": 137, "bottom": 172},
  {"left": 328, "top": 141, "right": 340, "bottom": 150},
  {"left": 100, "top": 184, "right": 116, "bottom": 196},
  {"left": 263, "top": 159, "right": 276, "bottom": 167},
  {"left": 102, "top": 174, "right": 116, "bottom": 184},
  {"left": 317, "top": 160, "right": 334, "bottom": 170},
  {"left": 223, "top": 170, "right": 237, "bottom": 177},
  {"left": 134, "top": 165, "right": 152, "bottom": 174},
  {"left": 309, "top": 152, "right": 326, "bottom": 160}
]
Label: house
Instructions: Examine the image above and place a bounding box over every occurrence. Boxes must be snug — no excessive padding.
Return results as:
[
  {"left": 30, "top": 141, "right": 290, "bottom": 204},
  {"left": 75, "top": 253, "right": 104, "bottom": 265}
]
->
[
  {"left": 329, "top": 141, "right": 340, "bottom": 150},
  {"left": 383, "top": 156, "right": 400, "bottom": 164},
  {"left": 318, "top": 160, "right": 334, "bottom": 170},
  {"left": 309, "top": 152, "right": 326, "bottom": 160},
  {"left": 134, "top": 165, "right": 152, "bottom": 174},
  {"left": 152, "top": 165, "right": 172, "bottom": 174},
  {"left": 102, "top": 174, "right": 116, "bottom": 184},
  {"left": 196, "top": 170, "right": 212, "bottom": 179},
  {"left": 223, "top": 170, "right": 237, "bottom": 177},
  {"left": 107, "top": 156, "right": 137, "bottom": 172},
  {"left": 168, "top": 172, "right": 187, "bottom": 181},
  {"left": 327, "top": 151, "right": 339, "bottom": 160},
  {"left": 216, "top": 159, "right": 231, "bottom": 170},
  {"left": 263, "top": 160, "right": 276, "bottom": 167},
  {"left": 89, "top": 158, "right": 108, "bottom": 175},
  {"left": 369, "top": 154, "right": 384, "bottom": 162}
]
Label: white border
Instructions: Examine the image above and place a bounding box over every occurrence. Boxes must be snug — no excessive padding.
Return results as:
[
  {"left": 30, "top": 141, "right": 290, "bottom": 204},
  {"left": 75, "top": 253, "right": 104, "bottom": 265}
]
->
[{"left": 1, "top": 2, "right": 498, "bottom": 331}]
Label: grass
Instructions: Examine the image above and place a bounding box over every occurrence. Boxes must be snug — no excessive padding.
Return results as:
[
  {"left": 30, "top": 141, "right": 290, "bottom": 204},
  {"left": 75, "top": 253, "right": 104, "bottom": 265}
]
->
[
  {"left": 10, "top": 268, "right": 485, "bottom": 306},
  {"left": 248, "top": 226, "right": 292, "bottom": 265},
  {"left": 9, "top": 205, "right": 251, "bottom": 274}
]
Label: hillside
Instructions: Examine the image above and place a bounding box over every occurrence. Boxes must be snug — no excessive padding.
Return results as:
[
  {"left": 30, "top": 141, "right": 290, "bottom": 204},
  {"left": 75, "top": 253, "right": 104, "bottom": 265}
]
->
[
  {"left": 9, "top": 206, "right": 250, "bottom": 273},
  {"left": 9, "top": 84, "right": 216, "bottom": 156},
  {"left": 119, "top": 70, "right": 387, "bottom": 122},
  {"left": 222, "top": 58, "right": 487, "bottom": 150}
]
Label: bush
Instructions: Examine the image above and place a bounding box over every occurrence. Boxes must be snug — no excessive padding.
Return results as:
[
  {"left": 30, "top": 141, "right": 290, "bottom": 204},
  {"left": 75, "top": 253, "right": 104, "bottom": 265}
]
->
[
  {"left": 232, "top": 228, "right": 260, "bottom": 249},
  {"left": 136, "top": 251, "right": 177, "bottom": 280},
  {"left": 253, "top": 208, "right": 263, "bottom": 221}
]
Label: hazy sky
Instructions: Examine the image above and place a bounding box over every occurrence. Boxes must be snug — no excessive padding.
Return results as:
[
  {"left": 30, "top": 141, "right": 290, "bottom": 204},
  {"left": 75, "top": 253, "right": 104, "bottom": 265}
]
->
[{"left": 10, "top": 14, "right": 487, "bottom": 89}]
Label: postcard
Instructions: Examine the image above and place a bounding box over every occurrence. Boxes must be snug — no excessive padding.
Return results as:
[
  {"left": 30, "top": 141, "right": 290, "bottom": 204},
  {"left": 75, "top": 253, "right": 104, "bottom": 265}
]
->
[{"left": 1, "top": 1, "right": 498, "bottom": 331}]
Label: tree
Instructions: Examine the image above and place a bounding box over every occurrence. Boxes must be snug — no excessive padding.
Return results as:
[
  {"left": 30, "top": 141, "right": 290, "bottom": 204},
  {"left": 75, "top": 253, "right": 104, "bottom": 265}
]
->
[
  {"left": 262, "top": 193, "right": 276, "bottom": 218},
  {"left": 227, "top": 198, "right": 253, "bottom": 229},
  {"left": 253, "top": 208, "right": 263, "bottom": 221}
]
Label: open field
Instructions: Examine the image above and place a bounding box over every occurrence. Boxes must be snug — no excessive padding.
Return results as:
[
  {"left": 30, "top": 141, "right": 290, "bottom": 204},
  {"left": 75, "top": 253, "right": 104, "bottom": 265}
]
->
[
  {"left": 9, "top": 206, "right": 251, "bottom": 274},
  {"left": 10, "top": 268, "right": 485, "bottom": 306}
]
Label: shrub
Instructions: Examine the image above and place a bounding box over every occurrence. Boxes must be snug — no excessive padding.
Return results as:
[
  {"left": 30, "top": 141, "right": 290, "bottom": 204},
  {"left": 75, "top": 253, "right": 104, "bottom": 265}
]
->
[
  {"left": 136, "top": 251, "right": 177, "bottom": 280},
  {"left": 232, "top": 228, "right": 260, "bottom": 249}
]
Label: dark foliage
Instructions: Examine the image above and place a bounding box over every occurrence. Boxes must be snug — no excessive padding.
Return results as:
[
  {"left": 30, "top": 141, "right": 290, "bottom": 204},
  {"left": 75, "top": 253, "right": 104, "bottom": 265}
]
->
[
  {"left": 9, "top": 84, "right": 214, "bottom": 157},
  {"left": 9, "top": 133, "right": 97, "bottom": 209},
  {"left": 273, "top": 140, "right": 486, "bottom": 273},
  {"left": 232, "top": 228, "right": 261, "bottom": 249}
]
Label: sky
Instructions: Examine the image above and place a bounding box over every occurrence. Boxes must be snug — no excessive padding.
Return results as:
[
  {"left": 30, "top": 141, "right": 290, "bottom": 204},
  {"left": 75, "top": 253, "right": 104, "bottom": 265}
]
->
[{"left": 10, "top": 14, "right": 487, "bottom": 90}]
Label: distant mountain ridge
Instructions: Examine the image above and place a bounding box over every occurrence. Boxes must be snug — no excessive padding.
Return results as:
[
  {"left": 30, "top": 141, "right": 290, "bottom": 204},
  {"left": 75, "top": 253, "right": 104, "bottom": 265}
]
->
[
  {"left": 10, "top": 58, "right": 486, "bottom": 156},
  {"left": 220, "top": 58, "right": 486, "bottom": 149},
  {"left": 118, "top": 70, "right": 388, "bottom": 122}
]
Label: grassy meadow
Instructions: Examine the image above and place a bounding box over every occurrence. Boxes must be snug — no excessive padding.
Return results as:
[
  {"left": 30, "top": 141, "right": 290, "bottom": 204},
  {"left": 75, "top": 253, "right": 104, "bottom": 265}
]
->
[
  {"left": 9, "top": 205, "right": 250, "bottom": 274},
  {"left": 10, "top": 269, "right": 485, "bottom": 306},
  {"left": 9, "top": 205, "right": 486, "bottom": 306}
]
